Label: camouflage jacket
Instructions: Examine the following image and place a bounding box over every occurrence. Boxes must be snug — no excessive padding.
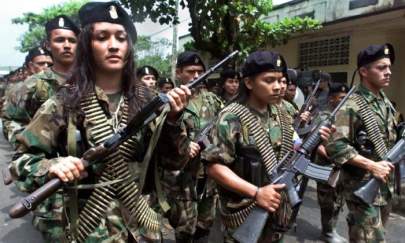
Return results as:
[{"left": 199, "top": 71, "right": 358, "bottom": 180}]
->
[
  {"left": 280, "top": 99, "right": 298, "bottom": 119},
  {"left": 161, "top": 89, "right": 223, "bottom": 201},
  {"left": 325, "top": 84, "right": 400, "bottom": 205},
  {"left": 201, "top": 102, "right": 296, "bottom": 214},
  {"left": 10, "top": 85, "right": 186, "bottom": 241},
  {"left": 2, "top": 68, "right": 66, "bottom": 146}
]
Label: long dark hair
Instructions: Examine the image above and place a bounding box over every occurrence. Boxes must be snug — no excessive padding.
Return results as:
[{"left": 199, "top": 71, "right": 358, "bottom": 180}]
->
[{"left": 63, "top": 24, "right": 148, "bottom": 118}]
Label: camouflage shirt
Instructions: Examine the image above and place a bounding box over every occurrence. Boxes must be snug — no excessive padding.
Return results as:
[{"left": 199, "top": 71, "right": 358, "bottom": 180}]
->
[
  {"left": 325, "top": 84, "right": 399, "bottom": 205},
  {"left": 280, "top": 99, "right": 298, "bottom": 119},
  {"left": 201, "top": 102, "right": 295, "bottom": 213},
  {"left": 10, "top": 85, "right": 186, "bottom": 241},
  {"left": 2, "top": 68, "right": 66, "bottom": 146}
]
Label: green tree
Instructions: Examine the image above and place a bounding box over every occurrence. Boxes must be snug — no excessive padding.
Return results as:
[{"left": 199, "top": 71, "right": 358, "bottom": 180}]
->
[
  {"left": 12, "top": 0, "right": 88, "bottom": 52},
  {"left": 135, "top": 36, "right": 172, "bottom": 77},
  {"left": 120, "top": 0, "right": 321, "bottom": 59}
]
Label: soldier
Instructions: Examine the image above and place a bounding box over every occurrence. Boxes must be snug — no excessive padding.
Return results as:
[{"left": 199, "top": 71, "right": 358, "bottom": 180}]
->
[
  {"left": 158, "top": 77, "right": 174, "bottom": 93},
  {"left": 201, "top": 51, "right": 332, "bottom": 242},
  {"left": 315, "top": 82, "right": 349, "bottom": 243},
  {"left": 161, "top": 51, "right": 223, "bottom": 242},
  {"left": 219, "top": 68, "right": 240, "bottom": 103},
  {"left": 284, "top": 69, "right": 299, "bottom": 111},
  {"left": 2, "top": 15, "right": 79, "bottom": 146},
  {"left": 136, "top": 65, "right": 159, "bottom": 89},
  {"left": 25, "top": 46, "right": 53, "bottom": 76},
  {"left": 326, "top": 43, "right": 400, "bottom": 242},
  {"left": 10, "top": 1, "right": 191, "bottom": 242},
  {"left": 316, "top": 72, "right": 331, "bottom": 112}
]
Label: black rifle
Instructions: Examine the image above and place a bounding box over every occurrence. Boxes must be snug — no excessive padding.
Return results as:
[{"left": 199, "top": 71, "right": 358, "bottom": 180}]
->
[
  {"left": 9, "top": 51, "right": 239, "bottom": 219},
  {"left": 293, "top": 77, "right": 321, "bottom": 135},
  {"left": 232, "top": 86, "right": 356, "bottom": 243},
  {"left": 353, "top": 134, "right": 405, "bottom": 204}
]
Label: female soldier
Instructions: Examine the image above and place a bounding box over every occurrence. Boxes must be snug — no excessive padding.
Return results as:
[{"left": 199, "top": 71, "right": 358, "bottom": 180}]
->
[
  {"left": 10, "top": 2, "right": 190, "bottom": 242},
  {"left": 201, "top": 51, "right": 332, "bottom": 242}
]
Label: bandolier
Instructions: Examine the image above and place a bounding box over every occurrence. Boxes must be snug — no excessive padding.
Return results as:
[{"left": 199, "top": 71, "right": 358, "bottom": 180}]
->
[{"left": 217, "top": 102, "right": 294, "bottom": 230}]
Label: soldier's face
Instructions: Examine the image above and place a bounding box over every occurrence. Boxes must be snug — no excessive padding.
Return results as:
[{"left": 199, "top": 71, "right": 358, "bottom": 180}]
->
[
  {"left": 329, "top": 92, "right": 346, "bottom": 107},
  {"left": 279, "top": 76, "right": 287, "bottom": 97},
  {"left": 361, "top": 58, "right": 392, "bottom": 90},
  {"left": 223, "top": 78, "right": 239, "bottom": 96},
  {"left": 285, "top": 84, "right": 296, "bottom": 101},
  {"left": 245, "top": 71, "right": 282, "bottom": 105},
  {"left": 141, "top": 74, "right": 157, "bottom": 89},
  {"left": 28, "top": 55, "right": 53, "bottom": 74},
  {"left": 160, "top": 83, "right": 173, "bottom": 93},
  {"left": 91, "top": 22, "right": 129, "bottom": 73},
  {"left": 176, "top": 65, "right": 204, "bottom": 85},
  {"left": 48, "top": 29, "right": 77, "bottom": 66}
]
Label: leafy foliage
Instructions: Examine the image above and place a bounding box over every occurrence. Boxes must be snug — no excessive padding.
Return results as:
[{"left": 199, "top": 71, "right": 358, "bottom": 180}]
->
[
  {"left": 12, "top": 0, "right": 88, "bottom": 52},
  {"left": 120, "top": 0, "right": 322, "bottom": 60},
  {"left": 135, "top": 36, "right": 172, "bottom": 77}
]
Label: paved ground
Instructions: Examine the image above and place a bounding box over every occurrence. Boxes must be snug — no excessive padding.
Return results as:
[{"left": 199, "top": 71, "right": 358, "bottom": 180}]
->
[{"left": 0, "top": 119, "right": 404, "bottom": 242}]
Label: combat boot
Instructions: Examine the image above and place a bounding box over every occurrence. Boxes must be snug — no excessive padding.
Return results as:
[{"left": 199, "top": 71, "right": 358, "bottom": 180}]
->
[{"left": 321, "top": 229, "right": 347, "bottom": 243}]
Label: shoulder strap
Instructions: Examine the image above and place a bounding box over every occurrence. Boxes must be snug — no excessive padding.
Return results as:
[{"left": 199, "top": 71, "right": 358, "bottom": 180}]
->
[
  {"left": 353, "top": 94, "right": 388, "bottom": 159},
  {"left": 277, "top": 105, "right": 294, "bottom": 161},
  {"left": 223, "top": 103, "right": 278, "bottom": 175}
]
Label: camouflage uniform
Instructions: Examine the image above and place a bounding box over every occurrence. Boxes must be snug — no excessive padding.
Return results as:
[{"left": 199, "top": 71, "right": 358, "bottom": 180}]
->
[
  {"left": 326, "top": 84, "right": 400, "bottom": 242},
  {"left": 314, "top": 109, "right": 345, "bottom": 234},
  {"left": 2, "top": 68, "right": 66, "bottom": 147},
  {"left": 10, "top": 85, "right": 185, "bottom": 242},
  {"left": 161, "top": 88, "right": 223, "bottom": 241},
  {"left": 201, "top": 102, "right": 297, "bottom": 243},
  {"left": 281, "top": 99, "right": 298, "bottom": 119}
]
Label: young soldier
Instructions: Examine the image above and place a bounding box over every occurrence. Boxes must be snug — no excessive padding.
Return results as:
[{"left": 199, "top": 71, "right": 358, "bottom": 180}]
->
[
  {"left": 158, "top": 77, "right": 174, "bottom": 93},
  {"left": 202, "top": 51, "right": 332, "bottom": 242},
  {"left": 1, "top": 47, "right": 52, "bottom": 140},
  {"left": 220, "top": 68, "right": 240, "bottom": 103},
  {"left": 315, "top": 82, "right": 349, "bottom": 243},
  {"left": 284, "top": 69, "right": 299, "bottom": 110},
  {"left": 2, "top": 15, "right": 79, "bottom": 146},
  {"left": 326, "top": 43, "right": 400, "bottom": 242},
  {"left": 161, "top": 51, "right": 223, "bottom": 242},
  {"left": 10, "top": 2, "right": 191, "bottom": 242},
  {"left": 136, "top": 65, "right": 159, "bottom": 89}
]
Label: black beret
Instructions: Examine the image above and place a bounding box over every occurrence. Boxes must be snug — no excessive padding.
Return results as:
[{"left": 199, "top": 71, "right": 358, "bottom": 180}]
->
[
  {"left": 286, "top": 69, "right": 299, "bottom": 86},
  {"left": 25, "top": 47, "right": 51, "bottom": 64},
  {"left": 79, "top": 1, "right": 137, "bottom": 42},
  {"left": 357, "top": 43, "right": 395, "bottom": 68},
  {"left": 158, "top": 78, "right": 174, "bottom": 87},
  {"left": 136, "top": 65, "right": 159, "bottom": 79},
  {"left": 45, "top": 15, "right": 80, "bottom": 36},
  {"left": 220, "top": 68, "right": 240, "bottom": 81},
  {"left": 329, "top": 82, "right": 349, "bottom": 96},
  {"left": 176, "top": 51, "right": 206, "bottom": 70},
  {"left": 242, "top": 51, "right": 287, "bottom": 78}
]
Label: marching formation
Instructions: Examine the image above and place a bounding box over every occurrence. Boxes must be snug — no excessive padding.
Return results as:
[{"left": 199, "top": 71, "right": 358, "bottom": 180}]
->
[{"left": 0, "top": 1, "right": 404, "bottom": 243}]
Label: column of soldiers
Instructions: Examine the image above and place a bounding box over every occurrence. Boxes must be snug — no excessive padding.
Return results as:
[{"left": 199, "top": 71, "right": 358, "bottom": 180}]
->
[{"left": 1, "top": 1, "right": 403, "bottom": 243}]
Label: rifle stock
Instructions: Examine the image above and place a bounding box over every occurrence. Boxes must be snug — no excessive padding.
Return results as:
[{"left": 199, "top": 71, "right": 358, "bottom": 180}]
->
[
  {"left": 354, "top": 137, "right": 405, "bottom": 204},
  {"left": 9, "top": 51, "right": 239, "bottom": 219}
]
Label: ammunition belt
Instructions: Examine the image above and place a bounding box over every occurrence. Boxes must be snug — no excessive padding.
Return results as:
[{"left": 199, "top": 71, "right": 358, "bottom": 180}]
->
[
  {"left": 353, "top": 94, "right": 388, "bottom": 160},
  {"left": 277, "top": 105, "right": 294, "bottom": 161},
  {"left": 74, "top": 93, "right": 160, "bottom": 242},
  {"left": 219, "top": 202, "right": 256, "bottom": 229},
  {"left": 219, "top": 103, "right": 294, "bottom": 228}
]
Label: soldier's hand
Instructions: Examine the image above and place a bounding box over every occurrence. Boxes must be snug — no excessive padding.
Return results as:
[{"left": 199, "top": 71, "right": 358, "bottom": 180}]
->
[
  {"left": 49, "top": 156, "right": 87, "bottom": 182},
  {"left": 319, "top": 125, "right": 335, "bottom": 143},
  {"left": 369, "top": 160, "right": 394, "bottom": 183},
  {"left": 300, "top": 111, "right": 311, "bottom": 123},
  {"left": 188, "top": 141, "right": 201, "bottom": 158},
  {"left": 255, "top": 184, "right": 286, "bottom": 213},
  {"left": 166, "top": 85, "right": 192, "bottom": 119}
]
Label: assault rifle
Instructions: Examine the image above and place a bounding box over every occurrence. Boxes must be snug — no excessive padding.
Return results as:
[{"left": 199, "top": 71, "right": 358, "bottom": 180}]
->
[
  {"left": 354, "top": 134, "right": 405, "bottom": 204},
  {"left": 9, "top": 51, "right": 239, "bottom": 219},
  {"left": 293, "top": 76, "right": 321, "bottom": 135},
  {"left": 233, "top": 86, "right": 356, "bottom": 243}
]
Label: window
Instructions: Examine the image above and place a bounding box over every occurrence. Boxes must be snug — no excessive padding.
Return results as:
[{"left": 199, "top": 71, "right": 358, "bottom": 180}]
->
[
  {"left": 349, "top": 0, "right": 379, "bottom": 10},
  {"left": 299, "top": 36, "right": 350, "bottom": 67}
]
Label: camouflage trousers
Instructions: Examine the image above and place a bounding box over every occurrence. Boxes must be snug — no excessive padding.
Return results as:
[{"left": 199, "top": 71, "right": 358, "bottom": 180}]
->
[
  {"left": 345, "top": 199, "right": 392, "bottom": 243},
  {"left": 316, "top": 182, "right": 345, "bottom": 233}
]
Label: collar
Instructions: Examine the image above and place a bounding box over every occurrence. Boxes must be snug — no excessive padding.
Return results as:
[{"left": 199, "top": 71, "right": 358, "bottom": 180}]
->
[{"left": 358, "top": 83, "right": 388, "bottom": 104}]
